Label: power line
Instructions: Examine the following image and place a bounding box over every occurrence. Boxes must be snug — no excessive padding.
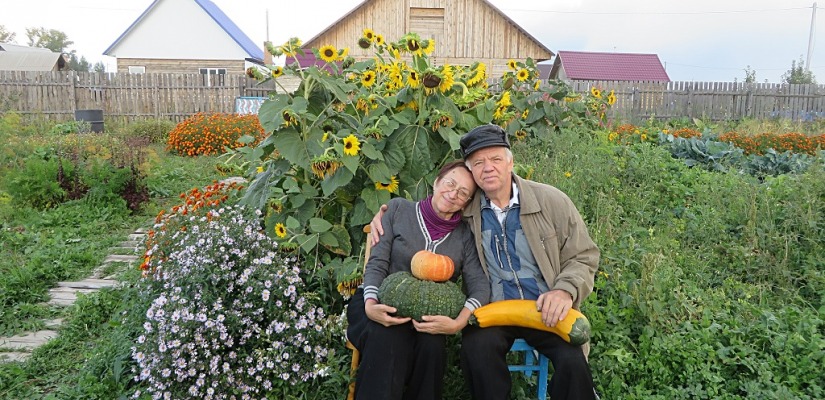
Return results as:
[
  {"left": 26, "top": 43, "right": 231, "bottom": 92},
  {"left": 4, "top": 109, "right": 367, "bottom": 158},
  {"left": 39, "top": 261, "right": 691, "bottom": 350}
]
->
[
  {"left": 665, "top": 62, "right": 825, "bottom": 71},
  {"left": 501, "top": 6, "right": 811, "bottom": 16}
]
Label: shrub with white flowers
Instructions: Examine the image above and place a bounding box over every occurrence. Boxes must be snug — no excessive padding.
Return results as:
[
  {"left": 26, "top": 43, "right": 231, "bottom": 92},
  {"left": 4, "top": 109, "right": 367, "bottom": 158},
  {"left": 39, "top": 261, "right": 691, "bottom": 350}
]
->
[{"left": 132, "top": 204, "right": 343, "bottom": 399}]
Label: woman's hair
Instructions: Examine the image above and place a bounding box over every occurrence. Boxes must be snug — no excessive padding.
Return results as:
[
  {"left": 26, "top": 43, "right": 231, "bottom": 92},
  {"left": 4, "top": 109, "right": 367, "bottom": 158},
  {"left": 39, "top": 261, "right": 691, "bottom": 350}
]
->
[{"left": 436, "top": 160, "right": 472, "bottom": 181}]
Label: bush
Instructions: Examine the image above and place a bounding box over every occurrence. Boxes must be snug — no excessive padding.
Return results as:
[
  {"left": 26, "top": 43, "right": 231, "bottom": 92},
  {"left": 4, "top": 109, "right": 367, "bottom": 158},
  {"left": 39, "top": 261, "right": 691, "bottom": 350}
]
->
[
  {"left": 132, "top": 203, "right": 344, "bottom": 399},
  {"left": 124, "top": 119, "right": 176, "bottom": 144},
  {"left": 167, "top": 113, "right": 266, "bottom": 156}
]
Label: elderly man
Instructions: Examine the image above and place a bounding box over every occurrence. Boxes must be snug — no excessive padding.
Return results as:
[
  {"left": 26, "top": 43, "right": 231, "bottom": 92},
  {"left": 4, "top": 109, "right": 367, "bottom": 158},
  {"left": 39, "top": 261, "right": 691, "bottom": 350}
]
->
[{"left": 371, "top": 124, "right": 599, "bottom": 399}]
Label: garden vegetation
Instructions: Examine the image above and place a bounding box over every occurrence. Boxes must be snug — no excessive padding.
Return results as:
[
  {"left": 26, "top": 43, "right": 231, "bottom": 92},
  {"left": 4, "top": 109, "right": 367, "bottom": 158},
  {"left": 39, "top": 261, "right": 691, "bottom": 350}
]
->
[{"left": 0, "top": 30, "right": 822, "bottom": 399}]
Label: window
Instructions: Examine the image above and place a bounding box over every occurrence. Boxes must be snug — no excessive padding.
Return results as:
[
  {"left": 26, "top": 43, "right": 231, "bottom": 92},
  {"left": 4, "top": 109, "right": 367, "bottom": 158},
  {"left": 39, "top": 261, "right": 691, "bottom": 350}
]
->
[
  {"left": 409, "top": 8, "right": 445, "bottom": 56},
  {"left": 128, "top": 66, "right": 145, "bottom": 74},
  {"left": 200, "top": 68, "right": 227, "bottom": 86}
]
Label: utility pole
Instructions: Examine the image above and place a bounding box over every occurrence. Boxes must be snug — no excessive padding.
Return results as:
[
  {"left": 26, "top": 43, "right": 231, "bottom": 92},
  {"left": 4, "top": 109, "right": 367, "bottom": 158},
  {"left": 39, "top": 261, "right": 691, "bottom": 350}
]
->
[{"left": 807, "top": 2, "right": 817, "bottom": 71}]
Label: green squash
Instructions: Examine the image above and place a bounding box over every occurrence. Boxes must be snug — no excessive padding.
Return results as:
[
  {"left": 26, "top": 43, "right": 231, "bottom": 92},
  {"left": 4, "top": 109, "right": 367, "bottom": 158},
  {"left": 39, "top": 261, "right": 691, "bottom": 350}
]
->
[{"left": 378, "top": 271, "right": 465, "bottom": 321}]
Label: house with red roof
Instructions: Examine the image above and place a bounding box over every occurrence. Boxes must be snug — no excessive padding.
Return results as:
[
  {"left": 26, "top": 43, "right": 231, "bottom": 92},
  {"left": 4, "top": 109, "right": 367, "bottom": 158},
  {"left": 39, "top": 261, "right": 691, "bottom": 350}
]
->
[{"left": 549, "top": 50, "right": 670, "bottom": 82}]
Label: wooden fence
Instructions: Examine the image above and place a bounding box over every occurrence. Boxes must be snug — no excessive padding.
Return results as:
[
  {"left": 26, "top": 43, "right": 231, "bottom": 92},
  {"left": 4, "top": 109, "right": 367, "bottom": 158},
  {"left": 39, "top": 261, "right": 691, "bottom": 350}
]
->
[
  {"left": 3, "top": 71, "right": 825, "bottom": 124},
  {"left": 0, "top": 71, "right": 298, "bottom": 123},
  {"left": 568, "top": 80, "right": 825, "bottom": 122}
]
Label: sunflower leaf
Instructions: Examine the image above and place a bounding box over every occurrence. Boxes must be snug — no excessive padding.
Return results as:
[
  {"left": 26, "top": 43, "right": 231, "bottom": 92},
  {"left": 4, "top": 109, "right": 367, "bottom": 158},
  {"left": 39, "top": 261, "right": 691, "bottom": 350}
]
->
[
  {"left": 367, "top": 162, "right": 392, "bottom": 182},
  {"left": 309, "top": 218, "right": 333, "bottom": 233},
  {"left": 268, "top": 129, "right": 310, "bottom": 169},
  {"left": 321, "top": 166, "right": 354, "bottom": 196},
  {"left": 397, "top": 125, "right": 432, "bottom": 181}
]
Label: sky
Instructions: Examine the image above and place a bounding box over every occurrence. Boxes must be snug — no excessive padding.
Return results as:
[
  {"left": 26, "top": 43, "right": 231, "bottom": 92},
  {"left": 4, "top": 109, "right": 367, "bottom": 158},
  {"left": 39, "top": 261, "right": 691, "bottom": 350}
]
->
[{"left": 1, "top": 0, "right": 823, "bottom": 83}]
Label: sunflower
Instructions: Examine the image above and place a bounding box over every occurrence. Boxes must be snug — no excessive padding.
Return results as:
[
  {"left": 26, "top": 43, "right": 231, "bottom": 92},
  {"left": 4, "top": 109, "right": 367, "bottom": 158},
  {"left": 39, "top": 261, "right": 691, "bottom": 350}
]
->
[
  {"left": 607, "top": 93, "right": 617, "bottom": 105},
  {"left": 406, "top": 38, "right": 421, "bottom": 54},
  {"left": 342, "top": 134, "right": 361, "bottom": 156},
  {"left": 274, "top": 223, "right": 287, "bottom": 238},
  {"left": 439, "top": 64, "right": 455, "bottom": 93},
  {"left": 590, "top": 87, "right": 602, "bottom": 98},
  {"left": 467, "top": 62, "right": 486, "bottom": 86},
  {"left": 374, "top": 176, "right": 399, "bottom": 193},
  {"left": 362, "top": 28, "right": 376, "bottom": 42},
  {"left": 521, "top": 109, "right": 529, "bottom": 120},
  {"left": 507, "top": 59, "right": 518, "bottom": 70},
  {"left": 337, "top": 277, "right": 363, "bottom": 298},
  {"left": 338, "top": 47, "right": 349, "bottom": 61},
  {"left": 271, "top": 66, "right": 283, "bottom": 78},
  {"left": 375, "top": 34, "right": 385, "bottom": 46},
  {"left": 516, "top": 68, "right": 529, "bottom": 82},
  {"left": 389, "top": 45, "right": 401, "bottom": 59},
  {"left": 514, "top": 130, "right": 528, "bottom": 141},
  {"left": 310, "top": 154, "right": 342, "bottom": 179},
  {"left": 269, "top": 200, "right": 283, "bottom": 214},
  {"left": 319, "top": 45, "right": 338, "bottom": 63},
  {"left": 358, "top": 37, "right": 372, "bottom": 49},
  {"left": 421, "top": 39, "right": 435, "bottom": 55},
  {"left": 493, "top": 106, "right": 506, "bottom": 121},
  {"left": 497, "top": 91, "right": 512, "bottom": 108},
  {"left": 534, "top": 79, "right": 541, "bottom": 90},
  {"left": 361, "top": 70, "right": 376, "bottom": 87},
  {"left": 407, "top": 70, "right": 421, "bottom": 88}
]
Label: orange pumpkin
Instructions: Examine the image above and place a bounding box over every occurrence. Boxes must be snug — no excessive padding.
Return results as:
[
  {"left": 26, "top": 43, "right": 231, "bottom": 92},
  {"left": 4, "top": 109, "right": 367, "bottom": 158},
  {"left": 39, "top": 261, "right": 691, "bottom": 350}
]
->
[{"left": 410, "top": 250, "right": 455, "bottom": 282}]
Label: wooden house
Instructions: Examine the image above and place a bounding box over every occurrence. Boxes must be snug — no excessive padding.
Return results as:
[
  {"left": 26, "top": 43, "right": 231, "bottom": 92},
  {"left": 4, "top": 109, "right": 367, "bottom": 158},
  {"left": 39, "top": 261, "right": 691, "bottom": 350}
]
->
[
  {"left": 297, "top": 0, "right": 554, "bottom": 79},
  {"left": 103, "top": 0, "right": 263, "bottom": 79}
]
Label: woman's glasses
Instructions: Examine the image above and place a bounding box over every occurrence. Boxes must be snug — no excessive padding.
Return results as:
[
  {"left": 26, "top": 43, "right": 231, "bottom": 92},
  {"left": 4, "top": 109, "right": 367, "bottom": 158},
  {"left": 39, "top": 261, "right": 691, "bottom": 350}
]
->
[{"left": 441, "top": 178, "right": 472, "bottom": 201}]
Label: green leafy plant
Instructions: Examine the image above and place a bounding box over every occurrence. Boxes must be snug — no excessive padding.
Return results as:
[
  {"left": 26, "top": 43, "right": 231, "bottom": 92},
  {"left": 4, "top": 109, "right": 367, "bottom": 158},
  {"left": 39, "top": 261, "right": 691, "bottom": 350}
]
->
[{"left": 238, "top": 31, "right": 610, "bottom": 297}]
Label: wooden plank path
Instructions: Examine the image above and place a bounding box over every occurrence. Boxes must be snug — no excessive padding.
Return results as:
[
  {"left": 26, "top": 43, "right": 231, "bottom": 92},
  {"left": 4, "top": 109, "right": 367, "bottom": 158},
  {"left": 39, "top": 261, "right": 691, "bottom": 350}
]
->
[{"left": 0, "top": 228, "right": 148, "bottom": 363}]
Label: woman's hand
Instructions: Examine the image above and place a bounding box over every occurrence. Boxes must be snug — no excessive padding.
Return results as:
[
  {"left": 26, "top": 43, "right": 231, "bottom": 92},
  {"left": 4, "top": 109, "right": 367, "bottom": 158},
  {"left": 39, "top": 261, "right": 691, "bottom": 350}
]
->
[
  {"left": 365, "top": 298, "right": 410, "bottom": 326},
  {"left": 412, "top": 307, "right": 472, "bottom": 335},
  {"left": 412, "top": 315, "right": 462, "bottom": 335}
]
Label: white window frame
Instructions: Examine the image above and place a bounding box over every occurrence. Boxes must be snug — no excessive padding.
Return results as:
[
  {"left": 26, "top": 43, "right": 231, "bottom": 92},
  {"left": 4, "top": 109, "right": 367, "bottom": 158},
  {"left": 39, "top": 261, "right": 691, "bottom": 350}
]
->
[
  {"left": 128, "top": 66, "right": 146, "bottom": 74},
  {"left": 199, "top": 68, "right": 227, "bottom": 86}
]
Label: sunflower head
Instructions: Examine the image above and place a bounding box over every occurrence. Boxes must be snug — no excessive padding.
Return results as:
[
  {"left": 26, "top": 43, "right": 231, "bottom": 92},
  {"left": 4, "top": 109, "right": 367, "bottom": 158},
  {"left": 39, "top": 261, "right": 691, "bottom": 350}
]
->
[
  {"left": 271, "top": 66, "right": 284, "bottom": 78},
  {"left": 421, "top": 39, "right": 435, "bottom": 55},
  {"left": 362, "top": 28, "right": 376, "bottom": 42},
  {"left": 342, "top": 134, "right": 361, "bottom": 156},
  {"left": 364, "top": 127, "right": 383, "bottom": 139},
  {"left": 507, "top": 59, "right": 518, "bottom": 70},
  {"left": 407, "top": 70, "right": 421, "bottom": 88},
  {"left": 375, "top": 35, "right": 385, "bottom": 46},
  {"left": 361, "top": 70, "right": 377, "bottom": 87},
  {"left": 358, "top": 37, "right": 372, "bottom": 49},
  {"left": 274, "top": 222, "right": 288, "bottom": 238},
  {"left": 514, "top": 130, "right": 528, "bottom": 141},
  {"left": 318, "top": 45, "right": 338, "bottom": 63},
  {"left": 374, "top": 176, "right": 399, "bottom": 193},
  {"left": 310, "top": 153, "right": 342, "bottom": 179},
  {"left": 516, "top": 68, "right": 530, "bottom": 82},
  {"left": 590, "top": 87, "right": 602, "bottom": 98},
  {"left": 422, "top": 71, "right": 441, "bottom": 89}
]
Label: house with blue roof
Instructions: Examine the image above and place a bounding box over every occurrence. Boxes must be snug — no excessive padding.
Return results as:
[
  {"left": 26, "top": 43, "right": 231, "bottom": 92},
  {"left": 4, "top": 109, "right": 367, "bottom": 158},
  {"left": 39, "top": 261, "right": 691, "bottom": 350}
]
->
[{"left": 103, "top": 0, "right": 263, "bottom": 80}]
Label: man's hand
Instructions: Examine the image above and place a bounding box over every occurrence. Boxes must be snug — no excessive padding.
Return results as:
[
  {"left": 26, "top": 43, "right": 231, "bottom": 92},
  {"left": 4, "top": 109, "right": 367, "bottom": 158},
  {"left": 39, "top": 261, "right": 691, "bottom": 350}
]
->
[
  {"left": 368, "top": 204, "right": 389, "bottom": 246},
  {"left": 536, "top": 290, "right": 573, "bottom": 327},
  {"left": 364, "top": 298, "right": 410, "bottom": 327}
]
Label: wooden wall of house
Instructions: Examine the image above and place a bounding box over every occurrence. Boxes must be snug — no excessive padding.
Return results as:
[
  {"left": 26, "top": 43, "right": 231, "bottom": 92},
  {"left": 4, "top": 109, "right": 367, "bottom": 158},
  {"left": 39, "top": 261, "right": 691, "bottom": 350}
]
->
[
  {"left": 304, "top": 0, "right": 552, "bottom": 80},
  {"left": 115, "top": 59, "right": 247, "bottom": 75}
]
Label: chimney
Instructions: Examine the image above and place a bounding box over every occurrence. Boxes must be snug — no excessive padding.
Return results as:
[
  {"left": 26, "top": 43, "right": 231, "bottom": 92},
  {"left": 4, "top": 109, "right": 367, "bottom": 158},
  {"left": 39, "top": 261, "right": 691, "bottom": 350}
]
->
[{"left": 264, "top": 42, "right": 273, "bottom": 65}]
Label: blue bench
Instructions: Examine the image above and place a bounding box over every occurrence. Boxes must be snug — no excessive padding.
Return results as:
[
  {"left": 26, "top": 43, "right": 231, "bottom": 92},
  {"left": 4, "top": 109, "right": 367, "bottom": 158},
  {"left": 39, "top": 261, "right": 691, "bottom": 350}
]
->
[{"left": 509, "top": 338, "right": 550, "bottom": 399}]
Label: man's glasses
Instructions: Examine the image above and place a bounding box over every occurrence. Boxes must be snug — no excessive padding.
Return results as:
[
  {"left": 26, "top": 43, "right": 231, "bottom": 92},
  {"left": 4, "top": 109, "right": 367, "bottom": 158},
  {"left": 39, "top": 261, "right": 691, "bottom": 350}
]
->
[{"left": 441, "top": 178, "right": 472, "bottom": 201}]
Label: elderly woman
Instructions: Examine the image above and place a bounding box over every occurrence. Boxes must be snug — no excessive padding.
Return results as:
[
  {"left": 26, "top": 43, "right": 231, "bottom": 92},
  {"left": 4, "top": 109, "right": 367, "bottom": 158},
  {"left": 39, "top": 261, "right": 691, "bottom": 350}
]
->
[{"left": 346, "top": 160, "right": 491, "bottom": 400}]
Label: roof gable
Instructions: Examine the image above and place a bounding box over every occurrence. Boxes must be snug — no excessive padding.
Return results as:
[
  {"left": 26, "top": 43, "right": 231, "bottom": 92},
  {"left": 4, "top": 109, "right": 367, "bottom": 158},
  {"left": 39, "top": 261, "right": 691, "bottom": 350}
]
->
[
  {"left": 0, "top": 45, "right": 65, "bottom": 71},
  {"left": 302, "top": 0, "right": 553, "bottom": 60},
  {"left": 551, "top": 51, "right": 670, "bottom": 82},
  {"left": 104, "top": 0, "right": 262, "bottom": 60}
]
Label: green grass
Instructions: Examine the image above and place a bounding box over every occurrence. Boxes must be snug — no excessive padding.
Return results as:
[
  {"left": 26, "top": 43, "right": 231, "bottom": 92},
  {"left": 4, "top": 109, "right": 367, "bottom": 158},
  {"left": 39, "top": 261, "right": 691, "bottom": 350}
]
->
[
  {"left": 1, "top": 119, "right": 823, "bottom": 399},
  {"left": 0, "top": 127, "right": 227, "bottom": 398}
]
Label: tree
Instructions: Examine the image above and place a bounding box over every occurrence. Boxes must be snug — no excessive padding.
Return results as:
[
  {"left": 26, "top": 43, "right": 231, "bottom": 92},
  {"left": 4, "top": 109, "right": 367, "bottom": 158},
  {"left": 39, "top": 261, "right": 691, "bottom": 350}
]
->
[
  {"left": 68, "top": 54, "right": 92, "bottom": 72},
  {"left": 743, "top": 65, "right": 756, "bottom": 83},
  {"left": 781, "top": 56, "right": 816, "bottom": 84},
  {"left": 0, "top": 25, "right": 16, "bottom": 43},
  {"left": 25, "top": 27, "right": 73, "bottom": 53},
  {"left": 93, "top": 61, "right": 106, "bottom": 73}
]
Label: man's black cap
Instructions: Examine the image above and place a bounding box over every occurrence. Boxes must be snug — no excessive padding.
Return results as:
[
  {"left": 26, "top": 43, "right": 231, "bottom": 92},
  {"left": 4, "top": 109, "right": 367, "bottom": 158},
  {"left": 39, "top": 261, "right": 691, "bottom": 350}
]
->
[{"left": 459, "top": 124, "right": 511, "bottom": 159}]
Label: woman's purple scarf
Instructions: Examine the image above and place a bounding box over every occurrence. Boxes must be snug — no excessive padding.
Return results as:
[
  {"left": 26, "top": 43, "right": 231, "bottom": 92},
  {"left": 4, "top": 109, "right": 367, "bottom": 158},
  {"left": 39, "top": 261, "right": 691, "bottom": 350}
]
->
[{"left": 419, "top": 195, "right": 462, "bottom": 240}]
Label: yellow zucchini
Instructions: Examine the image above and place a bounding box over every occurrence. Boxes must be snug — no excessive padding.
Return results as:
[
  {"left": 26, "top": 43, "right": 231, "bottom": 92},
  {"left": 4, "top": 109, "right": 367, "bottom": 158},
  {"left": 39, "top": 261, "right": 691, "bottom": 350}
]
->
[{"left": 470, "top": 299, "right": 591, "bottom": 345}]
